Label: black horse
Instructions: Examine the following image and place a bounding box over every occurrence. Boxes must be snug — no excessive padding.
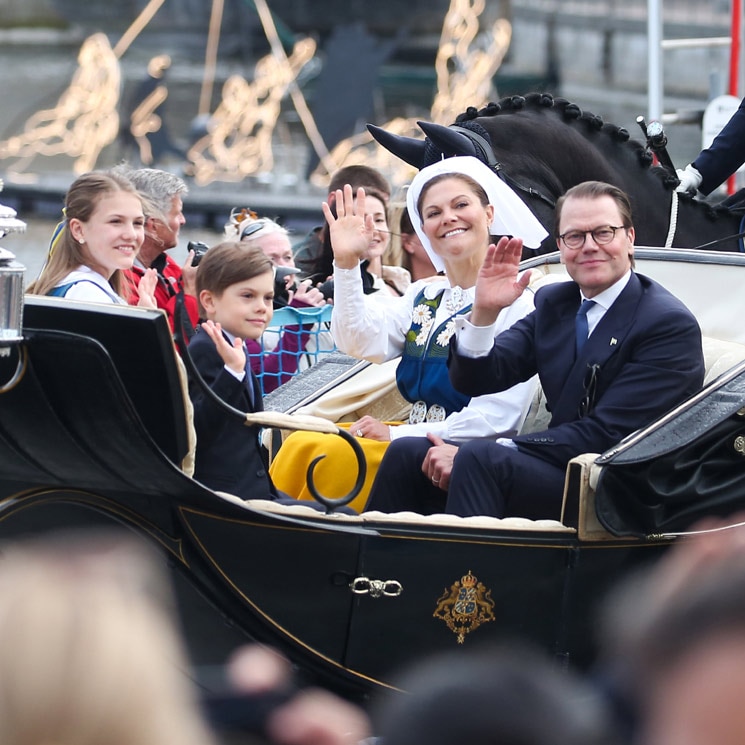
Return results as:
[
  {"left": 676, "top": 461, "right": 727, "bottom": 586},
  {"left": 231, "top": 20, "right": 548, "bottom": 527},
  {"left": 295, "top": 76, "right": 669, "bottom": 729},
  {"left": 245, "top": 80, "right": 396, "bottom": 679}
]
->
[{"left": 369, "top": 92, "right": 745, "bottom": 255}]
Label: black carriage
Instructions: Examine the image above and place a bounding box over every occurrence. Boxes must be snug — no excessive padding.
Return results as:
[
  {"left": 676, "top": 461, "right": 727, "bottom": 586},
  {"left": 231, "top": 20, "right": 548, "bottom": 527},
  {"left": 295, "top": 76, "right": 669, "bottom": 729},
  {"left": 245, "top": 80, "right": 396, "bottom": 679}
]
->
[{"left": 2, "top": 247, "right": 745, "bottom": 700}]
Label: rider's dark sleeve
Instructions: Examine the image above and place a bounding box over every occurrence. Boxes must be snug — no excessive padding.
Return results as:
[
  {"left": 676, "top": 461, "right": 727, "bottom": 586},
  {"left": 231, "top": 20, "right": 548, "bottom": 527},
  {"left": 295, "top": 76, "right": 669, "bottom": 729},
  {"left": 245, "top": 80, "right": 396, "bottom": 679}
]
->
[{"left": 693, "top": 96, "right": 745, "bottom": 195}]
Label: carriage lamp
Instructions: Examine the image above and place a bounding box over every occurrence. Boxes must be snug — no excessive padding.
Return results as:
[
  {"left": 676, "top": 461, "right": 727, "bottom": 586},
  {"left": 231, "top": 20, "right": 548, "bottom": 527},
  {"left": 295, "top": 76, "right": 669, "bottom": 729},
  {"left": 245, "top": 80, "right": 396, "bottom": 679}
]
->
[
  {"left": 0, "top": 247, "right": 25, "bottom": 352},
  {"left": 0, "top": 193, "right": 27, "bottom": 353}
]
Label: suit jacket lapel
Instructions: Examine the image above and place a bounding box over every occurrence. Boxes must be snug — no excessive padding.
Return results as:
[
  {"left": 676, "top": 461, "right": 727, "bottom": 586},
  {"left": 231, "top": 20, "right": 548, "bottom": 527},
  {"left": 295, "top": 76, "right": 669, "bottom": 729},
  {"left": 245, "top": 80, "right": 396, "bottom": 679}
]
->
[
  {"left": 550, "top": 274, "right": 643, "bottom": 424},
  {"left": 583, "top": 273, "right": 643, "bottom": 362},
  {"left": 218, "top": 330, "right": 262, "bottom": 411},
  {"left": 247, "top": 367, "right": 263, "bottom": 411}
]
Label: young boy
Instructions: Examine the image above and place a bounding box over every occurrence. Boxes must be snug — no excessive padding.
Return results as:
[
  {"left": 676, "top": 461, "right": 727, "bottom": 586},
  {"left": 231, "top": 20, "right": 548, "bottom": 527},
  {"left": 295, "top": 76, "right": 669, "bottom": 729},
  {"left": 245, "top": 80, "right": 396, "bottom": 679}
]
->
[{"left": 188, "top": 241, "right": 277, "bottom": 500}]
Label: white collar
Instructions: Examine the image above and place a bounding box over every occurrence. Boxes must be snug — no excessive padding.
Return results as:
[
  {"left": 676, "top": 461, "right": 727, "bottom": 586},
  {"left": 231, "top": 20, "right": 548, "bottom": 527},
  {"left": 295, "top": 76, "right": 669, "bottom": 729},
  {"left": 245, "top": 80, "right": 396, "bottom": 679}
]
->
[
  {"left": 62, "top": 266, "right": 122, "bottom": 302},
  {"left": 580, "top": 270, "right": 632, "bottom": 311}
]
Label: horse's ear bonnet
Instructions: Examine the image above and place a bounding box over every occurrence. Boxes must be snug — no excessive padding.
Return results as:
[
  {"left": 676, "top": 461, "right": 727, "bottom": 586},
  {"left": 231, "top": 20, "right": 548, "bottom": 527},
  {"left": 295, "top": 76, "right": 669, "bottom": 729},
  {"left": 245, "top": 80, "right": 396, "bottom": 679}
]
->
[{"left": 367, "top": 119, "right": 498, "bottom": 170}]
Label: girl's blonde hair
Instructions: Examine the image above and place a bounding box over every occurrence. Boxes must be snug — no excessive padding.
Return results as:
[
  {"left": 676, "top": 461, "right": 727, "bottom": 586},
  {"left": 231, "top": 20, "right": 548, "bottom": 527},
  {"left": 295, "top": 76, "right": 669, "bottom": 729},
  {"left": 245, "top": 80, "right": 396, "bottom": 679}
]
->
[
  {"left": 0, "top": 531, "right": 218, "bottom": 745},
  {"left": 27, "top": 171, "right": 143, "bottom": 298}
]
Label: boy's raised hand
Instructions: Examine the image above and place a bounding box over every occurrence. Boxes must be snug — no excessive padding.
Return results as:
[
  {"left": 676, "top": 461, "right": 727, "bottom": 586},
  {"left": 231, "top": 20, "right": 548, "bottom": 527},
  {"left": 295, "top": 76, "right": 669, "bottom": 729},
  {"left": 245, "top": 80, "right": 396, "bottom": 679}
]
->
[{"left": 201, "top": 320, "right": 246, "bottom": 376}]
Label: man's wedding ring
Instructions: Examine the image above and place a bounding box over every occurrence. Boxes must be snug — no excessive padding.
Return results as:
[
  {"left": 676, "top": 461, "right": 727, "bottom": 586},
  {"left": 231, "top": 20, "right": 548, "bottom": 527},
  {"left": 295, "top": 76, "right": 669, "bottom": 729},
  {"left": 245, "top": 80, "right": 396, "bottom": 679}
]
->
[
  {"left": 356, "top": 429, "right": 364, "bottom": 437},
  {"left": 432, "top": 477, "right": 439, "bottom": 484}
]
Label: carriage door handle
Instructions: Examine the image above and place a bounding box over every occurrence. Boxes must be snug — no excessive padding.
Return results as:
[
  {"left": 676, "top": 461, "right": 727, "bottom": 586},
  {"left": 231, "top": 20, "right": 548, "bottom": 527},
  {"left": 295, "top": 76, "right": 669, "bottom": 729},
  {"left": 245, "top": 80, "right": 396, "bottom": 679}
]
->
[{"left": 350, "top": 576, "right": 403, "bottom": 598}]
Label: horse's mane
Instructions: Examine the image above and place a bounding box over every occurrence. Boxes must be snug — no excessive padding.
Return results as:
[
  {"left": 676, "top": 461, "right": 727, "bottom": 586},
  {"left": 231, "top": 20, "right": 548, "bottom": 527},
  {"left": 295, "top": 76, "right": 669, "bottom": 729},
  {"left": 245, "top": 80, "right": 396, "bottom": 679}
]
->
[{"left": 454, "top": 93, "right": 732, "bottom": 221}]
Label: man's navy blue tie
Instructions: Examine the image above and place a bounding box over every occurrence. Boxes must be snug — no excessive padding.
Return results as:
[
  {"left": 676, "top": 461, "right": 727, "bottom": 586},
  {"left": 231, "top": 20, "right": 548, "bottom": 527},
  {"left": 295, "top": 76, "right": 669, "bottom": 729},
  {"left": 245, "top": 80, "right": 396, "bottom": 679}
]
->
[{"left": 575, "top": 299, "right": 596, "bottom": 355}]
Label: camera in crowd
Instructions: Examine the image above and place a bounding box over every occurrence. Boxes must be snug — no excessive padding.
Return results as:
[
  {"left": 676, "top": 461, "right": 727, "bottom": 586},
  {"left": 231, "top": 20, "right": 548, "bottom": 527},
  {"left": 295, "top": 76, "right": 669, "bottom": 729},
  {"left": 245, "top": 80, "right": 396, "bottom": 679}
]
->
[
  {"left": 304, "top": 272, "right": 334, "bottom": 301},
  {"left": 187, "top": 240, "right": 211, "bottom": 267},
  {"left": 273, "top": 266, "right": 300, "bottom": 308}
]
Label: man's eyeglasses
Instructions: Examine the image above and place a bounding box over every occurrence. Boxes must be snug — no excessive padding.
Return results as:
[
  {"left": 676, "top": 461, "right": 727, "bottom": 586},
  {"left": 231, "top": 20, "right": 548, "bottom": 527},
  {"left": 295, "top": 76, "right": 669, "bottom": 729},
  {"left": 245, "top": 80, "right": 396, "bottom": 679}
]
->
[{"left": 558, "top": 225, "right": 627, "bottom": 250}]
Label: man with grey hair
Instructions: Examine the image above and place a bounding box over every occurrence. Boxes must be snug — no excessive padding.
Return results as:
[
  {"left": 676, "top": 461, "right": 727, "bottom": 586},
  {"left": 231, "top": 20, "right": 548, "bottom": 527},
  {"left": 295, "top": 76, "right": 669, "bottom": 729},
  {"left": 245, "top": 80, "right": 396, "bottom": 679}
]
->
[{"left": 117, "top": 165, "right": 199, "bottom": 330}]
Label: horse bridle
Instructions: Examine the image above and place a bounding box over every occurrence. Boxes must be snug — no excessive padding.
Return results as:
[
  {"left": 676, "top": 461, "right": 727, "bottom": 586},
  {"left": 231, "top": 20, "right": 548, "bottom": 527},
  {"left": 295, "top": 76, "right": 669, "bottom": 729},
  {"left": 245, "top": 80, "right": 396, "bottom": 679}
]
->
[
  {"left": 495, "top": 166, "right": 558, "bottom": 210},
  {"left": 450, "top": 125, "right": 558, "bottom": 211},
  {"left": 456, "top": 124, "right": 745, "bottom": 250}
]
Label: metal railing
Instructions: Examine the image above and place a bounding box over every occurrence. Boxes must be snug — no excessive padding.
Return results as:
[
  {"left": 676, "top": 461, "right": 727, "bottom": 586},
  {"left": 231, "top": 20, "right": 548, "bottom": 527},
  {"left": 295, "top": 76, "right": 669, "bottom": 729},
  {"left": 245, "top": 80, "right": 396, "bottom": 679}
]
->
[{"left": 513, "top": 0, "right": 730, "bottom": 27}]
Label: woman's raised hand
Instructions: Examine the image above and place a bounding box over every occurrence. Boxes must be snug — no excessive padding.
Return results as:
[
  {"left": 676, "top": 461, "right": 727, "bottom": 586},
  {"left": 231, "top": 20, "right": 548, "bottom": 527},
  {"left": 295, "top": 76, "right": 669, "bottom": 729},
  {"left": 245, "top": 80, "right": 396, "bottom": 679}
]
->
[
  {"left": 321, "top": 185, "right": 373, "bottom": 270},
  {"left": 471, "top": 236, "right": 532, "bottom": 327}
]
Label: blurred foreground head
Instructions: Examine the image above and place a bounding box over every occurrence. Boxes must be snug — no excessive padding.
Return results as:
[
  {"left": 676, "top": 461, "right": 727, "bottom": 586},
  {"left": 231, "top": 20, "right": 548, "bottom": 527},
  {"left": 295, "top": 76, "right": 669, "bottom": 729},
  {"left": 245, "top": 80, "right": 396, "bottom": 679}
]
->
[
  {"left": 373, "top": 644, "right": 616, "bottom": 745},
  {"left": 600, "top": 519, "right": 745, "bottom": 745},
  {"left": 0, "top": 530, "right": 217, "bottom": 745}
]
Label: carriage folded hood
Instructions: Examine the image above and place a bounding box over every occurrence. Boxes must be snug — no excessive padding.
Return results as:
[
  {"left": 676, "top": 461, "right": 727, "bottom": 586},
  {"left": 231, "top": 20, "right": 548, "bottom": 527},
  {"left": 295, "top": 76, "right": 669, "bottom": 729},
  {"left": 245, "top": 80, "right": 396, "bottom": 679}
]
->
[{"left": 593, "top": 358, "right": 745, "bottom": 537}]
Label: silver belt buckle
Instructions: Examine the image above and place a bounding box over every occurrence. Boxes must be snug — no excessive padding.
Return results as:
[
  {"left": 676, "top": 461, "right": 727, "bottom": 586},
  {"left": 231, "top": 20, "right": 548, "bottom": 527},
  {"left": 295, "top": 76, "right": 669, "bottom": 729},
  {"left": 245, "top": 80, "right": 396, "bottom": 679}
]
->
[
  {"left": 409, "top": 400, "right": 427, "bottom": 424},
  {"left": 408, "top": 401, "right": 446, "bottom": 424},
  {"left": 426, "top": 404, "right": 446, "bottom": 422}
]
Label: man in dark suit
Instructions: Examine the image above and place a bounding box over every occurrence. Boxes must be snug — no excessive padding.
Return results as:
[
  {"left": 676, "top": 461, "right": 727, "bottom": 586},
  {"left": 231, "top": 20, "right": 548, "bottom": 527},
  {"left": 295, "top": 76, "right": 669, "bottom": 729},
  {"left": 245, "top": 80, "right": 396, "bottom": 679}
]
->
[{"left": 366, "top": 181, "right": 704, "bottom": 519}]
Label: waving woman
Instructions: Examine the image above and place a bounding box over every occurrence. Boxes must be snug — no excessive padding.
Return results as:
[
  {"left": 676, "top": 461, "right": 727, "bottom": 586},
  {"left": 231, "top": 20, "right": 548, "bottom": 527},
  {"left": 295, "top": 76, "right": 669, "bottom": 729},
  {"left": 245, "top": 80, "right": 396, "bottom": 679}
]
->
[{"left": 270, "top": 156, "right": 547, "bottom": 511}]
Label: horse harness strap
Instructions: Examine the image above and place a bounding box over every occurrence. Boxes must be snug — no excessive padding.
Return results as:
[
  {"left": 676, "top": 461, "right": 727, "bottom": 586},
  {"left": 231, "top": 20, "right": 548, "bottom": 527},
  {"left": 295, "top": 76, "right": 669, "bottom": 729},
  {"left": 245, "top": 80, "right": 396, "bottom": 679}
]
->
[
  {"left": 449, "top": 124, "right": 557, "bottom": 211},
  {"left": 664, "top": 190, "right": 679, "bottom": 248},
  {"left": 691, "top": 216, "right": 745, "bottom": 251},
  {"left": 493, "top": 165, "right": 557, "bottom": 210}
]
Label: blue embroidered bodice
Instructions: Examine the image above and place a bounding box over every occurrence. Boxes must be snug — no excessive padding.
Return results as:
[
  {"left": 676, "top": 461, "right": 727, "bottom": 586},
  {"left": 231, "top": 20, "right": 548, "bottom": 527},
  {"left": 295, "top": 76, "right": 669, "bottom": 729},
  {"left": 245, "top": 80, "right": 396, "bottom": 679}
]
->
[{"left": 396, "top": 286, "right": 473, "bottom": 415}]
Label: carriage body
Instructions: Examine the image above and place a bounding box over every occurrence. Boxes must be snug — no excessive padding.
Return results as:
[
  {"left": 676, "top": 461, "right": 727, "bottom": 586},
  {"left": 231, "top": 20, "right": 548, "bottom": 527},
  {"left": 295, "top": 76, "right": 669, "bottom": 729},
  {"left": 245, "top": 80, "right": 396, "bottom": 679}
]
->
[{"left": 1, "top": 248, "right": 744, "bottom": 699}]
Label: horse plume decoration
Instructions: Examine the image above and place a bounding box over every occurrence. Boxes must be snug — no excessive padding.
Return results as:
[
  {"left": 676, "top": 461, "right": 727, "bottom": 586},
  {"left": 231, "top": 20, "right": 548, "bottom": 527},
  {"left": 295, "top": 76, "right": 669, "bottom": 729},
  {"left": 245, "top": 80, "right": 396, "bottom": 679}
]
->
[{"left": 368, "top": 92, "right": 744, "bottom": 255}]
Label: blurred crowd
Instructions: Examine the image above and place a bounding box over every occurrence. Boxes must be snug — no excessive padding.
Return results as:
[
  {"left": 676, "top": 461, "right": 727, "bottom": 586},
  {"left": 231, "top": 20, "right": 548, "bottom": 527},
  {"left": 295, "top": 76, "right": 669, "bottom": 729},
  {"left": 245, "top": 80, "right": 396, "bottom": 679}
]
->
[{"left": 4, "top": 515, "right": 745, "bottom": 745}]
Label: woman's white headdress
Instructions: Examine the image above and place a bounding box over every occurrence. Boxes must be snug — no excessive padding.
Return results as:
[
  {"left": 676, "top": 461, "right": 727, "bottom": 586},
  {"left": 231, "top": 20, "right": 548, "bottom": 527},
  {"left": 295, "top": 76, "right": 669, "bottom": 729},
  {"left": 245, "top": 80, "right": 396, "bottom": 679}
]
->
[{"left": 406, "top": 156, "right": 548, "bottom": 272}]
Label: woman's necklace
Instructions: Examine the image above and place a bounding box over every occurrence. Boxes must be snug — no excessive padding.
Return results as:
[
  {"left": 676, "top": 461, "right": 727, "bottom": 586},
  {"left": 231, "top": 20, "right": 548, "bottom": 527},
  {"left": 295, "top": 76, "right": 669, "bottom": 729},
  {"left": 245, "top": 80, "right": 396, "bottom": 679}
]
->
[{"left": 445, "top": 285, "right": 466, "bottom": 315}]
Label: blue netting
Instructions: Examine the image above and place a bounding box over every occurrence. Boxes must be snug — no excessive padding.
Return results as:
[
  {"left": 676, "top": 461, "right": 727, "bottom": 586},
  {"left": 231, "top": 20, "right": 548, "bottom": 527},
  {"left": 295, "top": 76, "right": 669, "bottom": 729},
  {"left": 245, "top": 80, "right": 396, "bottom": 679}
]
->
[{"left": 248, "top": 305, "right": 336, "bottom": 395}]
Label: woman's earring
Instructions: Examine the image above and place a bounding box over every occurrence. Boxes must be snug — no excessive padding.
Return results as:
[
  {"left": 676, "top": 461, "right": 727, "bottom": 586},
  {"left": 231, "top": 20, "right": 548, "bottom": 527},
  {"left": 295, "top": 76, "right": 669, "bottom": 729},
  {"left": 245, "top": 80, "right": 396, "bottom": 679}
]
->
[{"left": 79, "top": 238, "right": 85, "bottom": 244}]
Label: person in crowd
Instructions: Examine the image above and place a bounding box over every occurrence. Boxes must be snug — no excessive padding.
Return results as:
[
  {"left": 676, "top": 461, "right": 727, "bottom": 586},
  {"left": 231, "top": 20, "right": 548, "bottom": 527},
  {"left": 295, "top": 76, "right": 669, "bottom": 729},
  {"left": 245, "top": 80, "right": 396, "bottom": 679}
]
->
[
  {"left": 676, "top": 95, "right": 745, "bottom": 196},
  {"left": 598, "top": 515, "right": 745, "bottom": 745},
  {"left": 386, "top": 199, "right": 438, "bottom": 281},
  {"left": 113, "top": 165, "right": 200, "bottom": 330},
  {"left": 270, "top": 156, "right": 546, "bottom": 510},
  {"left": 368, "top": 180, "right": 703, "bottom": 518},
  {"left": 224, "top": 210, "right": 328, "bottom": 392},
  {"left": 210, "top": 643, "right": 372, "bottom": 745},
  {"left": 187, "top": 241, "right": 279, "bottom": 499},
  {"left": 294, "top": 165, "right": 408, "bottom": 299},
  {"left": 0, "top": 530, "right": 218, "bottom": 745},
  {"left": 293, "top": 164, "right": 391, "bottom": 280},
  {"left": 27, "top": 170, "right": 157, "bottom": 307},
  {"left": 372, "top": 644, "right": 617, "bottom": 745}
]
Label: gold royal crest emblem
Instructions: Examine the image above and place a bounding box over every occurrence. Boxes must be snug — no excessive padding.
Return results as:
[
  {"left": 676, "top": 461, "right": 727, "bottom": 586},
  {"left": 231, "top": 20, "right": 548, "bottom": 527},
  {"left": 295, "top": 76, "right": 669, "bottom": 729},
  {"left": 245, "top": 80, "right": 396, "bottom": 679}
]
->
[{"left": 433, "top": 570, "right": 496, "bottom": 643}]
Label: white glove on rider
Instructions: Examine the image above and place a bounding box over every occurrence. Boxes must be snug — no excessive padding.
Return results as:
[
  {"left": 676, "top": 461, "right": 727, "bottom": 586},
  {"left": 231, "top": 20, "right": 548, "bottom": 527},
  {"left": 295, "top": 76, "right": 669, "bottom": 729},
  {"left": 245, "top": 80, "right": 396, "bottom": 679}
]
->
[{"left": 675, "top": 163, "right": 703, "bottom": 194}]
